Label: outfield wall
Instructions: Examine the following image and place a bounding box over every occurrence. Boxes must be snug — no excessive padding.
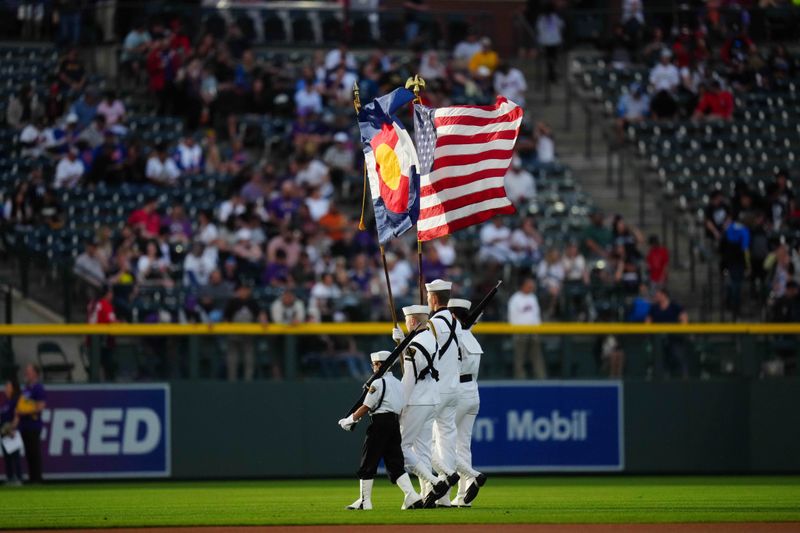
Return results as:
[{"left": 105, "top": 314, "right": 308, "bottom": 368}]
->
[
  {"left": 170, "top": 379, "right": 800, "bottom": 478},
  {"left": 2, "top": 380, "right": 799, "bottom": 479}
]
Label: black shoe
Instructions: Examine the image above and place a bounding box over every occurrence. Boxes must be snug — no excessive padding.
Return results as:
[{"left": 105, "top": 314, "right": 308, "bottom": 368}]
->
[
  {"left": 446, "top": 472, "right": 460, "bottom": 487},
  {"left": 464, "top": 482, "right": 480, "bottom": 504},
  {"left": 410, "top": 499, "right": 425, "bottom": 509},
  {"left": 423, "top": 480, "right": 449, "bottom": 508},
  {"left": 475, "top": 472, "right": 487, "bottom": 487}
]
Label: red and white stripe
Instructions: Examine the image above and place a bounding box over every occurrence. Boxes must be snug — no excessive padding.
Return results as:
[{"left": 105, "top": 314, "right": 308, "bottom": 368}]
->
[{"left": 417, "top": 97, "right": 522, "bottom": 241}]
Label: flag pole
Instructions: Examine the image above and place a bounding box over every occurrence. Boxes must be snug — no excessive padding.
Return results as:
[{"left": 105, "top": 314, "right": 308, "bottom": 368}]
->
[
  {"left": 353, "top": 83, "right": 399, "bottom": 329},
  {"left": 406, "top": 75, "right": 427, "bottom": 305}
]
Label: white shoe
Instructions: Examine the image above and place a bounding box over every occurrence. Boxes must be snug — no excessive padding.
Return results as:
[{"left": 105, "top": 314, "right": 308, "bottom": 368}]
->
[
  {"left": 346, "top": 479, "right": 374, "bottom": 510},
  {"left": 402, "top": 493, "right": 424, "bottom": 510},
  {"left": 452, "top": 497, "right": 471, "bottom": 508},
  {"left": 346, "top": 498, "right": 373, "bottom": 510}
]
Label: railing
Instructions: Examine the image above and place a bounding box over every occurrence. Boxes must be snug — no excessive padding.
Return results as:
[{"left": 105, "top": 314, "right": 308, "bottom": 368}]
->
[{"left": 2, "top": 322, "right": 798, "bottom": 383}]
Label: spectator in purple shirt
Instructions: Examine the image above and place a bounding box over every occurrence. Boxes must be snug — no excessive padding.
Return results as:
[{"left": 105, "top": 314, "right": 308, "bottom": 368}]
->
[
  {"left": 17, "top": 364, "right": 46, "bottom": 483},
  {"left": 163, "top": 203, "right": 193, "bottom": 244},
  {"left": 262, "top": 249, "right": 290, "bottom": 287},
  {"left": 421, "top": 246, "right": 446, "bottom": 281},
  {"left": 268, "top": 182, "right": 301, "bottom": 222},
  {"left": 349, "top": 253, "right": 372, "bottom": 294}
]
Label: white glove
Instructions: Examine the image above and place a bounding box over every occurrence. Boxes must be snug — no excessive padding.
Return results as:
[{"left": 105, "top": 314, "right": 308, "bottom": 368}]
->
[
  {"left": 392, "top": 327, "right": 405, "bottom": 343},
  {"left": 470, "top": 312, "right": 484, "bottom": 330},
  {"left": 338, "top": 415, "right": 356, "bottom": 431}
]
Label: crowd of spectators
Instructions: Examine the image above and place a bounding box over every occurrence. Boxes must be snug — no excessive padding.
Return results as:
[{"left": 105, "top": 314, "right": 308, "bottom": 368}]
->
[
  {"left": 612, "top": 3, "right": 797, "bottom": 134},
  {"left": 2, "top": 8, "right": 547, "bottom": 342},
  {"left": 600, "top": 2, "right": 800, "bottom": 325}
]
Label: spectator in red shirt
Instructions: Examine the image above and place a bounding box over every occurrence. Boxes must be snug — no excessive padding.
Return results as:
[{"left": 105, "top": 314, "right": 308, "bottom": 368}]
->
[
  {"left": 168, "top": 18, "right": 192, "bottom": 57},
  {"left": 88, "top": 285, "right": 118, "bottom": 380},
  {"left": 127, "top": 197, "right": 161, "bottom": 237},
  {"left": 646, "top": 235, "right": 670, "bottom": 287},
  {"left": 693, "top": 81, "right": 734, "bottom": 120}
]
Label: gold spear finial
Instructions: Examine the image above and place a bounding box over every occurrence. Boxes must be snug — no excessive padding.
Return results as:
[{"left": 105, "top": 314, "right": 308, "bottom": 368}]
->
[
  {"left": 405, "top": 75, "right": 426, "bottom": 103},
  {"left": 352, "top": 82, "right": 361, "bottom": 114}
]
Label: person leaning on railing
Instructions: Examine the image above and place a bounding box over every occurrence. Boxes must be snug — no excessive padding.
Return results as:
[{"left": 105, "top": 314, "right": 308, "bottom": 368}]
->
[
  {"left": 508, "top": 277, "right": 546, "bottom": 380},
  {"left": 645, "top": 288, "right": 689, "bottom": 379}
]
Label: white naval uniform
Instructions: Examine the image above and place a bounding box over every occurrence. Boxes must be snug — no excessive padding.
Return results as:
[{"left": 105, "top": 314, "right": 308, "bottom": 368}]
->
[
  {"left": 454, "top": 327, "right": 483, "bottom": 497},
  {"left": 429, "top": 308, "right": 462, "bottom": 478},
  {"left": 363, "top": 373, "right": 405, "bottom": 415},
  {"left": 399, "top": 327, "right": 440, "bottom": 481}
]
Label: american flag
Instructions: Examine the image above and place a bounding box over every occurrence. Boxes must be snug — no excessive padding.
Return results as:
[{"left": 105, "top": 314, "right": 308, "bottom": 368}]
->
[{"left": 413, "top": 96, "right": 523, "bottom": 241}]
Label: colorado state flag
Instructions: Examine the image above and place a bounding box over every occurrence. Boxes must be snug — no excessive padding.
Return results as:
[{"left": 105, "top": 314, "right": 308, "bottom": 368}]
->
[{"left": 357, "top": 87, "right": 420, "bottom": 245}]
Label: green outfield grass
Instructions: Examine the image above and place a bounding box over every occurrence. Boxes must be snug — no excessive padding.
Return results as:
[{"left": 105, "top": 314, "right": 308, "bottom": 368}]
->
[{"left": 0, "top": 476, "right": 799, "bottom": 529}]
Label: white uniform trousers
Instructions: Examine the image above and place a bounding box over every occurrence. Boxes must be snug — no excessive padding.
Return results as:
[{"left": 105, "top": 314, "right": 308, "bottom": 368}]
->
[
  {"left": 431, "top": 392, "right": 459, "bottom": 476},
  {"left": 455, "top": 391, "right": 481, "bottom": 502},
  {"left": 399, "top": 404, "right": 436, "bottom": 476}
]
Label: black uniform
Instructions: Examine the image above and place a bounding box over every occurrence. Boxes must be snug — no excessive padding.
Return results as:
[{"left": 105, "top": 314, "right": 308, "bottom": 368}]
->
[{"left": 356, "top": 374, "right": 406, "bottom": 483}]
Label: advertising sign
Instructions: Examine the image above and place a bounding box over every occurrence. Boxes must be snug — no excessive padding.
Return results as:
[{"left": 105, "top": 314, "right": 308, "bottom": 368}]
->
[
  {"left": 1, "top": 384, "right": 170, "bottom": 479},
  {"left": 470, "top": 381, "right": 624, "bottom": 472}
]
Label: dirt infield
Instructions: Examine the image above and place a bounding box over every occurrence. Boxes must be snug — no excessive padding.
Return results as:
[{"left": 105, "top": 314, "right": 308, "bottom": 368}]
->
[{"left": 13, "top": 524, "right": 800, "bottom": 533}]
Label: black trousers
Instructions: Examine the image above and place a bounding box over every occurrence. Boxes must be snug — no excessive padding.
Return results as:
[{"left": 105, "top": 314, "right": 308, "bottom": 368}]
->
[
  {"left": 357, "top": 413, "right": 405, "bottom": 483},
  {"left": 21, "top": 429, "right": 43, "bottom": 482},
  {"left": 2, "top": 446, "right": 22, "bottom": 481},
  {"left": 544, "top": 45, "right": 559, "bottom": 82}
]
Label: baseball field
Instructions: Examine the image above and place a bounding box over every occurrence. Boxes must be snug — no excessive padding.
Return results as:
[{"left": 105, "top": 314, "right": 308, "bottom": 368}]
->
[{"left": 1, "top": 476, "right": 799, "bottom": 531}]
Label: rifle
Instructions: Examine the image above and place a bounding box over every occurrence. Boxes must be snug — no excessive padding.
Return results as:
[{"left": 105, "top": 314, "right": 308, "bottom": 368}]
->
[
  {"left": 463, "top": 280, "right": 502, "bottom": 330},
  {"left": 344, "top": 328, "right": 422, "bottom": 421}
]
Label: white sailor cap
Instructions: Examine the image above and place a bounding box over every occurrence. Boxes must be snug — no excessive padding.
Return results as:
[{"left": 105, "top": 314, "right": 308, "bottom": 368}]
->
[
  {"left": 425, "top": 279, "right": 452, "bottom": 292},
  {"left": 370, "top": 350, "right": 392, "bottom": 363},
  {"left": 447, "top": 298, "right": 471, "bottom": 310},
  {"left": 403, "top": 304, "right": 430, "bottom": 316}
]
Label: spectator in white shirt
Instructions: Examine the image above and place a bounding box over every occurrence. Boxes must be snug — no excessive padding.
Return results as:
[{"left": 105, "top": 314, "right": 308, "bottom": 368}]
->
[
  {"left": 305, "top": 186, "right": 330, "bottom": 221},
  {"left": 510, "top": 216, "right": 543, "bottom": 266},
  {"left": 183, "top": 242, "right": 216, "bottom": 287},
  {"left": 323, "top": 131, "right": 356, "bottom": 194},
  {"left": 494, "top": 63, "right": 528, "bottom": 107},
  {"left": 536, "top": 5, "right": 564, "bottom": 82},
  {"left": 649, "top": 49, "right": 680, "bottom": 92},
  {"left": 174, "top": 135, "right": 203, "bottom": 174},
  {"left": 19, "top": 118, "right": 46, "bottom": 157},
  {"left": 419, "top": 51, "right": 446, "bottom": 80},
  {"left": 453, "top": 32, "right": 482, "bottom": 66},
  {"left": 537, "top": 247, "right": 565, "bottom": 316},
  {"left": 324, "top": 42, "right": 357, "bottom": 72},
  {"left": 386, "top": 251, "right": 412, "bottom": 297},
  {"left": 508, "top": 277, "right": 545, "bottom": 379},
  {"left": 73, "top": 240, "right": 107, "bottom": 287},
  {"left": 649, "top": 49, "right": 680, "bottom": 119},
  {"left": 505, "top": 155, "right": 536, "bottom": 207},
  {"left": 479, "top": 217, "right": 514, "bottom": 263},
  {"left": 295, "top": 154, "right": 332, "bottom": 197},
  {"left": 433, "top": 235, "right": 456, "bottom": 267},
  {"left": 54, "top": 147, "right": 85, "bottom": 189},
  {"left": 197, "top": 210, "right": 219, "bottom": 246},
  {"left": 97, "top": 90, "right": 126, "bottom": 127},
  {"left": 270, "top": 290, "right": 307, "bottom": 325},
  {"left": 562, "top": 241, "right": 589, "bottom": 283},
  {"left": 309, "top": 272, "right": 343, "bottom": 322},
  {"left": 535, "top": 122, "right": 555, "bottom": 164},
  {"left": 294, "top": 84, "right": 322, "bottom": 116},
  {"left": 146, "top": 143, "right": 181, "bottom": 186}
]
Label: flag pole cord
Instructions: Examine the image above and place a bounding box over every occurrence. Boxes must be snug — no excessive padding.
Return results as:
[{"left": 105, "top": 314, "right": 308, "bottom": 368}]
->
[
  {"left": 406, "top": 74, "right": 427, "bottom": 306},
  {"left": 353, "top": 82, "right": 398, "bottom": 329},
  {"left": 358, "top": 165, "right": 367, "bottom": 231}
]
